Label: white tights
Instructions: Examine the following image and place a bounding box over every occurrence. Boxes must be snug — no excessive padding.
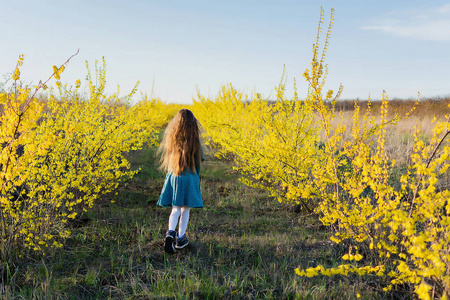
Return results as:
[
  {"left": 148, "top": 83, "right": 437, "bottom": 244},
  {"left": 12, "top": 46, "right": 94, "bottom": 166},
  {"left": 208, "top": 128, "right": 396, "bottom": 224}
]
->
[{"left": 168, "top": 206, "right": 190, "bottom": 237}]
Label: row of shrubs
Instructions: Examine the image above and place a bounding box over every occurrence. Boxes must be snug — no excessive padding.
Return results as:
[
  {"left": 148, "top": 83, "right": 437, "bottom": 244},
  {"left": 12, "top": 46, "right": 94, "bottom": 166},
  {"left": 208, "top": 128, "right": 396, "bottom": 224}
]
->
[
  {"left": 192, "top": 8, "right": 450, "bottom": 300},
  {"left": 0, "top": 56, "right": 179, "bottom": 263}
]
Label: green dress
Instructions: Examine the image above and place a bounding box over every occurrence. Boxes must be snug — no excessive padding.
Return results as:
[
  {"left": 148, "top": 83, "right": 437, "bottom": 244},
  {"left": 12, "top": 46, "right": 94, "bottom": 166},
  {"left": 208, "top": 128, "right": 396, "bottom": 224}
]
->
[{"left": 157, "top": 148, "right": 205, "bottom": 208}]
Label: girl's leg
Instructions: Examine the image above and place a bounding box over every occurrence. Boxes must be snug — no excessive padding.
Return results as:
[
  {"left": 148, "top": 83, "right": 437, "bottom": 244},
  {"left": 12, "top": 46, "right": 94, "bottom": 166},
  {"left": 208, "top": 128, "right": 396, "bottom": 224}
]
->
[
  {"left": 165, "top": 206, "right": 181, "bottom": 254},
  {"left": 168, "top": 206, "right": 182, "bottom": 231},
  {"left": 178, "top": 206, "right": 190, "bottom": 237}
]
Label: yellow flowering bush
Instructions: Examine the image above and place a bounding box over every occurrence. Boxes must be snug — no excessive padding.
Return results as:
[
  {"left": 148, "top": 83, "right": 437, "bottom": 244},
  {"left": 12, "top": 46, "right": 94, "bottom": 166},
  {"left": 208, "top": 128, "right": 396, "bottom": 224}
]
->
[
  {"left": 0, "top": 55, "right": 160, "bottom": 262},
  {"left": 296, "top": 90, "right": 450, "bottom": 299},
  {"left": 193, "top": 80, "right": 324, "bottom": 211},
  {"left": 295, "top": 9, "right": 450, "bottom": 300},
  {"left": 195, "top": 7, "right": 450, "bottom": 299},
  {"left": 192, "top": 8, "right": 341, "bottom": 212}
]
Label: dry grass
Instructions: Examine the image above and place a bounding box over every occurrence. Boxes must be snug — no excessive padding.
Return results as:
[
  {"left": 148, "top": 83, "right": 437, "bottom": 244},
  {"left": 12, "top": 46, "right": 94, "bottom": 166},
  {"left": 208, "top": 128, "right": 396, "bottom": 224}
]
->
[
  {"left": 331, "top": 97, "right": 450, "bottom": 191},
  {"left": 334, "top": 97, "right": 448, "bottom": 144},
  {"left": 335, "top": 97, "right": 450, "bottom": 117}
]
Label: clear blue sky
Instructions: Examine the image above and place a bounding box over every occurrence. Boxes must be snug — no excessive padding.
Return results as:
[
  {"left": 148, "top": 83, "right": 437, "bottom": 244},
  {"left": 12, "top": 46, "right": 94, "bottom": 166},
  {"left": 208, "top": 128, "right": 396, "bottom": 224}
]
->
[{"left": 1, "top": 0, "right": 449, "bottom": 104}]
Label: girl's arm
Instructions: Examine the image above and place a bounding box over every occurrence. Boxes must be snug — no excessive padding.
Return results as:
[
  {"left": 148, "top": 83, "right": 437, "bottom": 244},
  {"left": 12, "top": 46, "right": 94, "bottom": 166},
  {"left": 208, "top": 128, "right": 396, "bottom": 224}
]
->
[{"left": 196, "top": 146, "right": 205, "bottom": 175}]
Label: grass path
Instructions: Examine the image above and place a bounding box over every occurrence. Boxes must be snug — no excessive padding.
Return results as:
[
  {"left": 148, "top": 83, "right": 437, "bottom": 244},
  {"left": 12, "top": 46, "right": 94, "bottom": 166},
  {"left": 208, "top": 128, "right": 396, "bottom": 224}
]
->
[{"left": 2, "top": 146, "right": 397, "bottom": 299}]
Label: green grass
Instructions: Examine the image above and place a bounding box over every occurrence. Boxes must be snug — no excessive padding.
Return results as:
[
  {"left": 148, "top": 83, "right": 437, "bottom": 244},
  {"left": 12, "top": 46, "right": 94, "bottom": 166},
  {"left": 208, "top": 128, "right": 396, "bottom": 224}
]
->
[{"left": 0, "top": 146, "right": 408, "bottom": 299}]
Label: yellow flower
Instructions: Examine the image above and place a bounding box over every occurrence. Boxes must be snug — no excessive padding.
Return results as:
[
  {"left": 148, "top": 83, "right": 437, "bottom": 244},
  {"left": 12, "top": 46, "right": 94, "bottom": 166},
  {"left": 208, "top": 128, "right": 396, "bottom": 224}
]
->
[
  {"left": 414, "top": 282, "right": 431, "bottom": 300},
  {"left": 12, "top": 67, "right": 20, "bottom": 80},
  {"left": 53, "top": 65, "right": 61, "bottom": 80}
]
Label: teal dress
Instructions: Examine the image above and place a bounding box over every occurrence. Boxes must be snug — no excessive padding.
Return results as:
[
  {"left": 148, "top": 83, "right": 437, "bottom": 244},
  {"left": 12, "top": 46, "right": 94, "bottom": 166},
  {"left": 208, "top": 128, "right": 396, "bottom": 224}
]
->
[{"left": 157, "top": 149, "right": 205, "bottom": 208}]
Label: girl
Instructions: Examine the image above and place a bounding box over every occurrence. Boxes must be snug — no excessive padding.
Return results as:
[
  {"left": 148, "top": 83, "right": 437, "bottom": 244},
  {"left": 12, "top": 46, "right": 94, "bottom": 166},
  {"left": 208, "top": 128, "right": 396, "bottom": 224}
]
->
[{"left": 156, "top": 109, "right": 205, "bottom": 254}]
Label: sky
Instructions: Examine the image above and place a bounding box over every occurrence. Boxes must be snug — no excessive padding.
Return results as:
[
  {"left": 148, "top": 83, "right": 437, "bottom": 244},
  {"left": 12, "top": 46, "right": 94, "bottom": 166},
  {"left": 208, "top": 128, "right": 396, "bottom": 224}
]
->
[{"left": 1, "top": 0, "right": 450, "bottom": 104}]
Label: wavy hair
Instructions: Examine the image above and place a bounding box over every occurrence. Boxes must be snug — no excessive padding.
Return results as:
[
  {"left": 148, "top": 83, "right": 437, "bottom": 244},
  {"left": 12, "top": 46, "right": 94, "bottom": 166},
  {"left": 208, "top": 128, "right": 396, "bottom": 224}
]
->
[{"left": 157, "top": 109, "right": 201, "bottom": 176}]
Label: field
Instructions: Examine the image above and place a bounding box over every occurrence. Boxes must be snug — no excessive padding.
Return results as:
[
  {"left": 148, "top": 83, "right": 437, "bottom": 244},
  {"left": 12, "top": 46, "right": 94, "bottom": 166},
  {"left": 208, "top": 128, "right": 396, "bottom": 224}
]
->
[
  {"left": 334, "top": 97, "right": 450, "bottom": 171},
  {"left": 1, "top": 97, "right": 448, "bottom": 299}
]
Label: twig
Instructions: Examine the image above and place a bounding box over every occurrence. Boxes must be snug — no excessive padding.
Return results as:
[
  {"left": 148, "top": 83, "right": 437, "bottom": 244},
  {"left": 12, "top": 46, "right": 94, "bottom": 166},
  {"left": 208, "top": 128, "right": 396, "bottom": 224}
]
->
[{"left": 21, "top": 49, "right": 80, "bottom": 115}]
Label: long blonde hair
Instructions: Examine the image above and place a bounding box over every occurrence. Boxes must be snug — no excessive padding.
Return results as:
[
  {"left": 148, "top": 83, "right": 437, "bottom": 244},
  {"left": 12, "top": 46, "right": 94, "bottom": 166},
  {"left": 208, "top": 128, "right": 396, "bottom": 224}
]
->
[{"left": 157, "top": 109, "right": 201, "bottom": 176}]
